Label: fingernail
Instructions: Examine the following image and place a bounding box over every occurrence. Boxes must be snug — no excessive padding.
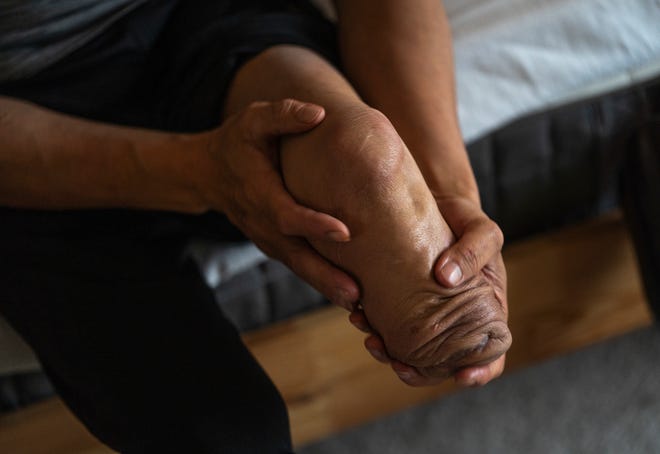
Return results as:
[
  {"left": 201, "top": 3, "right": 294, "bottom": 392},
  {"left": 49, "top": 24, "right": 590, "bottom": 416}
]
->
[
  {"left": 349, "top": 316, "right": 370, "bottom": 332},
  {"left": 326, "top": 230, "right": 349, "bottom": 242},
  {"left": 463, "top": 372, "right": 481, "bottom": 387},
  {"left": 441, "top": 261, "right": 463, "bottom": 287},
  {"left": 334, "top": 287, "right": 353, "bottom": 310},
  {"left": 351, "top": 320, "right": 368, "bottom": 332},
  {"left": 397, "top": 371, "right": 413, "bottom": 381},
  {"left": 367, "top": 347, "right": 387, "bottom": 362},
  {"left": 295, "top": 104, "right": 323, "bottom": 123}
]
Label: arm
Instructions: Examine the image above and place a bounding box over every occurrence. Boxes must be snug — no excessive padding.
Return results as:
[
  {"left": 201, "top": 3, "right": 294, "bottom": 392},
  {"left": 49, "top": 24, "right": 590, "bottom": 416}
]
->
[
  {"left": 333, "top": 0, "right": 508, "bottom": 386},
  {"left": 0, "top": 95, "right": 358, "bottom": 306},
  {"left": 0, "top": 96, "right": 206, "bottom": 212},
  {"left": 333, "top": 0, "right": 504, "bottom": 281},
  {"left": 333, "top": 0, "right": 475, "bottom": 201}
]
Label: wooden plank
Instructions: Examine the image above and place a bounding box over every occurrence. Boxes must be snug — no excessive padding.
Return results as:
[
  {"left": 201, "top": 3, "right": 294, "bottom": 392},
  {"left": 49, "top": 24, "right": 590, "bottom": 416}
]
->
[
  {"left": 0, "top": 212, "right": 652, "bottom": 453},
  {"left": 0, "top": 398, "right": 111, "bottom": 454},
  {"left": 504, "top": 214, "right": 653, "bottom": 367}
]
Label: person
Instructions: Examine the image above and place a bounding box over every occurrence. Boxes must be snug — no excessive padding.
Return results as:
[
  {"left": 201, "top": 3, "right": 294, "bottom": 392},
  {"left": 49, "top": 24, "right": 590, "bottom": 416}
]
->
[{"left": 0, "top": 0, "right": 507, "bottom": 452}]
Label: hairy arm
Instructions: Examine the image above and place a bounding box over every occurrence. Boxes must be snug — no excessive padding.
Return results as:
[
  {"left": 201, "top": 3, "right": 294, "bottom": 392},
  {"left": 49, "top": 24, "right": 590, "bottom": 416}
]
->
[
  {"left": 0, "top": 96, "right": 210, "bottom": 212},
  {"left": 333, "top": 0, "right": 477, "bottom": 201}
]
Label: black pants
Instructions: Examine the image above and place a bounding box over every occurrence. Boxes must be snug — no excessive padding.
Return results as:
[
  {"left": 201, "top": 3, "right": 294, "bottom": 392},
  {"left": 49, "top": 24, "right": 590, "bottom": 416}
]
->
[{"left": 0, "top": 1, "right": 337, "bottom": 452}]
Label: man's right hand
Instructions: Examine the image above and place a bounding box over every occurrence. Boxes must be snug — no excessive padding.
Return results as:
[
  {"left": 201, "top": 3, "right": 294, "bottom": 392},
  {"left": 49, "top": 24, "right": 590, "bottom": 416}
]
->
[
  {"left": 199, "top": 99, "right": 360, "bottom": 309},
  {"left": 0, "top": 96, "right": 359, "bottom": 309}
]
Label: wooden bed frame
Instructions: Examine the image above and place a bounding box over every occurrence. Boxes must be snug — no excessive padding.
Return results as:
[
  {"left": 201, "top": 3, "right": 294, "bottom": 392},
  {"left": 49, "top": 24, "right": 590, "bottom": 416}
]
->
[{"left": 0, "top": 210, "right": 653, "bottom": 453}]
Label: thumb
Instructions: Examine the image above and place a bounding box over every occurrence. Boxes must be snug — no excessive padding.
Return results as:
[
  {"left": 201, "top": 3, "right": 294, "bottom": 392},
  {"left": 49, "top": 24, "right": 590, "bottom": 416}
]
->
[
  {"left": 243, "top": 98, "right": 325, "bottom": 142},
  {"left": 435, "top": 217, "right": 504, "bottom": 287}
]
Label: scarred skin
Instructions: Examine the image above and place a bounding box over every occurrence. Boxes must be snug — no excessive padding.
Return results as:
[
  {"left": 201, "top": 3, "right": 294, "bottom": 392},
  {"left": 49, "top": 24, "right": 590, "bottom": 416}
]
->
[{"left": 281, "top": 105, "right": 511, "bottom": 379}]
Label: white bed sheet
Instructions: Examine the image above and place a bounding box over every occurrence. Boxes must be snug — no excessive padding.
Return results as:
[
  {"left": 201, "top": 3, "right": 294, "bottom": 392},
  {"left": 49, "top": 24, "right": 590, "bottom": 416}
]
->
[
  {"left": 448, "top": 0, "right": 660, "bottom": 142},
  {"left": 312, "top": 0, "right": 660, "bottom": 142}
]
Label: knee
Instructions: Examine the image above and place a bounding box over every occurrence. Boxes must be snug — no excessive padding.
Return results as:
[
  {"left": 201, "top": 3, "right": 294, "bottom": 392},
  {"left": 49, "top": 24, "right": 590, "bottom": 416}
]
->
[
  {"left": 325, "top": 106, "right": 407, "bottom": 184},
  {"left": 281, "top": 105, "right": 409, "bottom": 210}
]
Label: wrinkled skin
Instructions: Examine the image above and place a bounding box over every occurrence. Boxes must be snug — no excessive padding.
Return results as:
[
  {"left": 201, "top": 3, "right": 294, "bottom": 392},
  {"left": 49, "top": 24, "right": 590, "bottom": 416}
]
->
[{"left": 281, "top": 105, "right": 511, "bottom": 379}]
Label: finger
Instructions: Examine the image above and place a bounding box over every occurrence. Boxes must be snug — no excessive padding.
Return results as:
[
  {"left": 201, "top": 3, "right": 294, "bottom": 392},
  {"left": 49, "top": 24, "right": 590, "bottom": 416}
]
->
[
  {"left": 390, "top": 361, "right": 445, "bottom": 387},
  {"left": 435, "top": 217, "right": 504, "bottom": 287},
  {"left": 253, "top": 157, "right": 351, "bottom": 242},
  {"left": 348, "top": 310, "right": 372, "bottom": 333},
  {"left": 243, "top": 99, "right": 325, "bottom": 142},
  {"left": 281, "top": 239, "right": 359, "bottom": 310},
  {"left": 364, "top": 334, "right": 391, "bottom": 364},
  {"left": 271, "top": 188, "right": 351, "bottom": 242},
  {"left": 453, "top": 355, "right": 506, "bottom": 387}
]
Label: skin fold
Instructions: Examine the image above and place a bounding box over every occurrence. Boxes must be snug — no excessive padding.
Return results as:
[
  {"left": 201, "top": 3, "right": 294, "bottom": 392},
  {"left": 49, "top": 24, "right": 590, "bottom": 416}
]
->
[{"left": 281, "top": 105, "right": 511, "bottom": 379}]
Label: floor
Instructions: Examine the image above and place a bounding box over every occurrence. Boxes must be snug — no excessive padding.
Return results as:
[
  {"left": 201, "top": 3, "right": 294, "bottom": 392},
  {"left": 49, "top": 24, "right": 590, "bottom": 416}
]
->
[{"left": 301, "top": 326, "right": 660, "bottom": 454}]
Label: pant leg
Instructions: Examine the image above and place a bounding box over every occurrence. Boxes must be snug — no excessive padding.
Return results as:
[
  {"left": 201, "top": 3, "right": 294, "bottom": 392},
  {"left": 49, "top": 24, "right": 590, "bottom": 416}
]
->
[
  {"left": 0, "top": 1, "right": 290, "bottom": 450},
  {"left": 0, "top": 0, "right": 340, "bottom": 451},
  {"left": 621, "top": 80, "right": 660, "bottom": 320},
  {"left": 0, "top": 220, "right": 292, "bottom": 453}
]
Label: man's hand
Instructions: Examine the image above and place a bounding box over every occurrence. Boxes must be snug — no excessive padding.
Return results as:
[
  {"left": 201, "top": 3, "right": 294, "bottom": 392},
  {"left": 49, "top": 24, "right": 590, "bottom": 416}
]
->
[
  {"left": 201, "top": 99, "right": 360, "bottom": 309},
  {"left": 349, "top": 195, "right": 508, "bottom": 387},
  {"left": 433, "top": 195, "right": 508, "bottom": 386},
  {"left": 0, "top": 95, "right": 360, "bottom": 306}
]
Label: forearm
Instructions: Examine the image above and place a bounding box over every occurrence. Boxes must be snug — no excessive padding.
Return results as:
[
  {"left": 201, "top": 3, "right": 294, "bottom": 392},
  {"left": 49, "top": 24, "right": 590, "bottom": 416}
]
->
[
  {"left": 334, "top": 0, "right": 479, "bottom": 202},
  {"left": 0, "top": 96, "right": 209, "bottom": 212}
]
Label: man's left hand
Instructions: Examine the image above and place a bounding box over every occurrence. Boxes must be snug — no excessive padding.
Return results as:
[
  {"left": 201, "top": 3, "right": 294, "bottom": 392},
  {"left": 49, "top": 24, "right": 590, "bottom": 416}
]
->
[{"left": 349, "top": 195, "right": 509, "bottom": 387}]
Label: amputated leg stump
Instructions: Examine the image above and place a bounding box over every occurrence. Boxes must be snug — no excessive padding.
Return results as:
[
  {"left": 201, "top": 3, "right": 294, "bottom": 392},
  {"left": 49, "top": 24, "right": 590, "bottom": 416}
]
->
[{"left": 281, "top": 106, "right": 511, "bottom": 379}]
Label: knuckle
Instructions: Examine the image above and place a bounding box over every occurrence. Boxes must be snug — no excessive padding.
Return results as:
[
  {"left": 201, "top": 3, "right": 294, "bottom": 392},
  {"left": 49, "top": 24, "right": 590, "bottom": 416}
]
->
[
  {"left": 275, "top": 212, "right": 294, "bottom": 235},
  {"left": 281, "top": 248, "right": 301, "bottom": 273},
  {"left": 458, "top": 245, "right": 480, "bottom": 274},
  {"left": 241, "top": 102, "right": 261, "bottom": 124},
  {"left": 272, "top": 98, "right": 297, "bottom": 120},
  {"left": 246, "top": 100, "right": 267, "bottom": 112},
  {"left": 486, "top": 220, "right": 505, "bottom": 249},
  {"left": 330, "top": 108, "right": 404, "bottom": 184},
  {"left": 241, "top": 101, "right": 270, "bottom": 140},
  {"left": 237, "top": 110, "right": 257, "bottom": 141}
]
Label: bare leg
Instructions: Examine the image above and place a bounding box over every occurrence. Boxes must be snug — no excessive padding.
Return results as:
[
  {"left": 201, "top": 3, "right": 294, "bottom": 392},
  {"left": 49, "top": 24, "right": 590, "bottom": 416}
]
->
[{"left": 225, "top": 46, "right": 511, "bottom": 378}]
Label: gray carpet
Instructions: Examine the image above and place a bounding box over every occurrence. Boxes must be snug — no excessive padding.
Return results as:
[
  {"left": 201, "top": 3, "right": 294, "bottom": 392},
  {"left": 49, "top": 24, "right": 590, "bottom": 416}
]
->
[{"left": 300, "top": 326, "right": 660, "bottom": 454}]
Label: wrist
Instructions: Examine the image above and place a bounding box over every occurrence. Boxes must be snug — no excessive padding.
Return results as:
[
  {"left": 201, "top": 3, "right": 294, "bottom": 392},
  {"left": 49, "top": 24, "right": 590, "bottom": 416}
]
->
[
  {"left": 407, "top": 138, "right": 481, "bottom": 206},
  {"left": 130, "top": 130, "right": 213, "bottom": 214}
]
